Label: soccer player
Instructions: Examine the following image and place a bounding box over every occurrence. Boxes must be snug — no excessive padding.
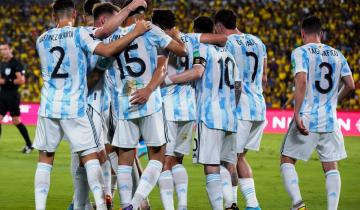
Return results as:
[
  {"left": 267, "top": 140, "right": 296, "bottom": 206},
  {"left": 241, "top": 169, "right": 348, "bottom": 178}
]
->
[
  {"left": 0, "top": 44, "right": 33, "bottom": 153},
  {"left": 68, "top": 1, "right": 150, "bottom": 209},
  {"left": 280, "top": 16, "right": 355, "bottom": 210},
  {"left": 215, "top": 9, "right": 268, "bottom": 210},
  {"left": 152, "top": 9, "right": 229, "bottom": 210},
  {"left": 165, "top": 16, "right": 238, "bottom": 210},
  {"left": 104, "top": 1, "right": 187, "bottom": 209},
  {"left": 33, "top": 0, "right": 151, "bottom": 209}
]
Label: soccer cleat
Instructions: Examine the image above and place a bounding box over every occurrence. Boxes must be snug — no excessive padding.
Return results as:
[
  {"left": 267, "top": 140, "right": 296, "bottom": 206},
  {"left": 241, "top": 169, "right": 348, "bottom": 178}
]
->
[
  {"left": 291, "top": 201, "right": 307, "bottom": 210},
  {"left": 67, "top": 202, "right": 74, "bottom": 210},
  {"left": 22, "top": 146, "right": 33, "bottom": 154},
  {"left": 245, "top": 206, "right": 261, "bottom": 210},
  {"left": 122, "top": 205, "right": 133, "bottom": 210},
  {"left": 225, "top": 203, "right": 240, "bottom": 210},
  {"left": 105, "top": 194, "right": 113, "bottom": 210}
]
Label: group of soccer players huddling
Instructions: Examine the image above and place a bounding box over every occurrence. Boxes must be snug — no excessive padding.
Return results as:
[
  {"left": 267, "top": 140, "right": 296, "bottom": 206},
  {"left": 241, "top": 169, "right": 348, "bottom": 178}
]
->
[{"left": 32, "top": 0, "right": 355, "bottom": 210}]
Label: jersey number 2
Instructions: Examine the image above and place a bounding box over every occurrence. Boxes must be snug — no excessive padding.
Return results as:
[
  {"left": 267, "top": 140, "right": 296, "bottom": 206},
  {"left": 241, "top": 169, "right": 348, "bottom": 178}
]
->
[
  {"left": 315, "top": 62, "right": 333, "bottom": 94},
  {"left": 50, "top": 46, "right": 68, "bottom": 79}
]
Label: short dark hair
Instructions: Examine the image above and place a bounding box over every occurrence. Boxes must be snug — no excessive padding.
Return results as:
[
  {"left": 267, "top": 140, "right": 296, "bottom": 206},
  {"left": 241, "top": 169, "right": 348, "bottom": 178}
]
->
[
  {"left": 193, "top": 16, "right": 214, "bottom": 33},
  {"left": 93, "top": 2, "right": 120, "bottom": 20},
  {"left": 302, "top": 16, "right": 322, "bottom": 34},
  {"left": 84, "top": 0, "right": 101, "bottom": 16},
  {"left": 152, "top": 9, "right": 176, "bottom": 30},
  {"left": 52, "top": 0, "right": 75, "bottom": 13},
  {"left": 122, "top": 0, "right": 146, "bottom": 17},
  {"left": 214, "top": 9, "right": 237, "bottom": 30}
]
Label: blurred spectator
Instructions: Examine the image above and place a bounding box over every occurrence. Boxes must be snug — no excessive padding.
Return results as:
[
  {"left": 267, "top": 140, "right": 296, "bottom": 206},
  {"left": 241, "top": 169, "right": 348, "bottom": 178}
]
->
[{"left": 0, "top": 0, "right": 358, "bottom": 110}]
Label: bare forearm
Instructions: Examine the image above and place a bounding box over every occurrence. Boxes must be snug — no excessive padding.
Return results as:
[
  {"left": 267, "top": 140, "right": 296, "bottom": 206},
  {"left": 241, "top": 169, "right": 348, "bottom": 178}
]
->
[
  {"left": 169, "top": 69, "right": 202, "bottom": 84},
  {"left": 200, "top": 34, "right": 227, "bottom": 46},
  {"left": 94, "top": 8, "right": 131, "bottom": 39},
  {"left": 294, "top": 85, "right": 306, "bottom": 114},
  {"left": 338, "top": 86, "right": 352, "bottom": 102},
  {"left": 146, "top": 58, "right": 167, "bottom": 91}
]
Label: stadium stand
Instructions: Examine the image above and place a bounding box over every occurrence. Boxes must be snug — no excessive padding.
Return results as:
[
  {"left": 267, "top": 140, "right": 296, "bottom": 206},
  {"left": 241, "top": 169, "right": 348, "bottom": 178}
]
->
[{"left": 0, "top": 0, "right": 358, "bottom": 109}]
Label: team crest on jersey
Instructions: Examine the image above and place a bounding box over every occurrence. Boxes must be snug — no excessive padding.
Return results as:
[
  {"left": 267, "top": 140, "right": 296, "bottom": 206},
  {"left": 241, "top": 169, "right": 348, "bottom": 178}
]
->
[
  {"left": 123, "top": 80, "right": 145, "bottom": 96},
  {"left": 5, "top": 68, "right": 11, "bottom": 75}
]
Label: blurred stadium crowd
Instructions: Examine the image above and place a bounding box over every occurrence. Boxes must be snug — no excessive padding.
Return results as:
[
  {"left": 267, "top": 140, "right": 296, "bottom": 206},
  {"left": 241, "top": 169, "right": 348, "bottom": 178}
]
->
[{"left": 0, "top": 0, "right": 358, "bottom": 109}]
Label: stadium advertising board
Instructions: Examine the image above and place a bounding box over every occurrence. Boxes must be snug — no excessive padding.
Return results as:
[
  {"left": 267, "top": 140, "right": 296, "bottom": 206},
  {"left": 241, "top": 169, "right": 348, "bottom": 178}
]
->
[{"left": 1, "top": 104, "right": 359, "bottom": 136}]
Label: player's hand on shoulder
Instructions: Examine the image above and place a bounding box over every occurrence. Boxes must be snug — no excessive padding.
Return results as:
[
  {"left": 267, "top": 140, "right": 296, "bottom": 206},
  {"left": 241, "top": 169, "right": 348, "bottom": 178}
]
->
[
  {"left": 129, "top": 0, "right": 147, "bottom": 11},
  {"left": 167, "top": 27, "right": 180, "bottom": 40},
  {"left": 130, "top": 87, "right": 152, "bottom": 105},
  {"left": 0, "top": 78, "right": 5, "bottom": 85},
  {"left": 133, "top": 20, "right": 152, "bottom": 36},
  {"left": 294, "top": 113, "right": 309, "bottom": 136}
]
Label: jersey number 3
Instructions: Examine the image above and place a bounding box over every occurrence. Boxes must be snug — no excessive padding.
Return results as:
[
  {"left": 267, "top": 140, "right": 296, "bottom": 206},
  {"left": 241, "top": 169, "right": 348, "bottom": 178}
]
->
[
  {"left": 315, "top": 62, "right": 333, "bottom": 94},
  {"left": 50, "top": 46, "right": 68, "bottom": 79}
]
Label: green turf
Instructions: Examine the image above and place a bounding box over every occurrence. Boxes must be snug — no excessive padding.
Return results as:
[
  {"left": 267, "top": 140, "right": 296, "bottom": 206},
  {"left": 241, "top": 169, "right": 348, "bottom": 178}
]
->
[{"left": 0, "top": 125, "right": 359, "bottom": 210}]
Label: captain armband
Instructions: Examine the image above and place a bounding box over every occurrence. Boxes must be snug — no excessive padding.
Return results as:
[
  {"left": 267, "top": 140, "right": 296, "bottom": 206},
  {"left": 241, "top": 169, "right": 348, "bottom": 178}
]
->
[{"left": 193, "top": 57, "right": 207, "bottom": 68}]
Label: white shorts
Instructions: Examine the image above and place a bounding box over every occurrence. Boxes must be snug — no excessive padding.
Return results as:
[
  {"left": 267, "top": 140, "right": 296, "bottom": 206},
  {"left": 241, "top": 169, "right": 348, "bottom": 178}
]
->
[
  {"left": 101, "top": 106, "right": 115, "bottom": 145},
  {"left": 165, "top": 120, "right": 195, "bottom": 157},
  {"left": 87, "top": 106, "right": 105, "bottom": 151},
  {"left": 236, "top": 120, "right": 265, "bottom": 153},
  {"left": 33, "top": 115, "right": 99, "bottom": 154},
  {"left": 112, "top": 111, "right": 166, "bottom": 148},
  {"left": 281, "top": 120, "right": 347, "bottom": 162},
  {"left": 193, "top": 123, "right": 236, "bottom": 165}
]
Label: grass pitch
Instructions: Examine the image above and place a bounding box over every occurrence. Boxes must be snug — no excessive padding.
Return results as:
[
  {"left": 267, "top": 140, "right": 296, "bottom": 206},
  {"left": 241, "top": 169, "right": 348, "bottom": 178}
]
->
[{"left": 0, "top": 125, "right": 359, "bottom": 210}]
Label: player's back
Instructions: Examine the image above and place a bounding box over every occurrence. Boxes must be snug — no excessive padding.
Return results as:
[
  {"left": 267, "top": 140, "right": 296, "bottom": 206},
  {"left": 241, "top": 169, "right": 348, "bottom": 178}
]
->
[
  {"left": 160, "top": 33, "right": 200, "bottom": 121},
  {"left": 36, "top": 26, "right": 100, "bottom": 119},
  {"left": 195, "top": 43, "right": 237, "bottom": 132},
  {"left": 226, "top": 33, "right": 267, "bottom": 121},
  {"left": 292, "top": 43, "right": 352, "bottom": 132},
  {"left": 106, "top": 24, "right": 172, "bottom": 120}
]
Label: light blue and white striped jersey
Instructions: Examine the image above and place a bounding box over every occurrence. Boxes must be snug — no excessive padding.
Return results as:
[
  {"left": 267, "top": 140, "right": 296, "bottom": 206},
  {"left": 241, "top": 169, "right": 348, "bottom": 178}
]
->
[
  {"left": 160, "top": 33, "right": 201, "bottom": 121},
  {"left": 292, "top": 43, "right": 352, "bottom": 133},
  {"left": 226, "top": 33, "right": 267, "bottom": 121},
  {"left": 36, "top": 26, "right": 101, "bottom": 118},
  {"left": 105, "top": 24, "right": 172, "bottom": 120},
  {"left": 84, "top": 27, "right": 103, "bottom": 114},
  {"left": 195, "top": 44, "right": 237, "bottom": 132},
  {"left": 101, "top": 71, "right": 112, "bottom": 114}
]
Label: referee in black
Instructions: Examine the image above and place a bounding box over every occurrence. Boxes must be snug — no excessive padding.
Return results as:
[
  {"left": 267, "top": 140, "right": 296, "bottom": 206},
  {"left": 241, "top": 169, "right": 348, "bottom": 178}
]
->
[{"left": 0, "top": 44, "right": 33, "bottom": 153}]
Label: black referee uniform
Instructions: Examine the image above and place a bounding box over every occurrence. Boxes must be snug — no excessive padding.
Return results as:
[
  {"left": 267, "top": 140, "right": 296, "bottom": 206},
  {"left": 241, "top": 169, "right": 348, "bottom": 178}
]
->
[{"left": 0, "top": 57, "right": 33, "bottom": 153}]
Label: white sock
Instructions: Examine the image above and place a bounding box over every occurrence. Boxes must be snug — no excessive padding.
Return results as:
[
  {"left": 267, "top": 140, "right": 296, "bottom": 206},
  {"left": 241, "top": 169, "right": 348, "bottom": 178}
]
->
[
  {"left": 84, "top": 159, "right": 106, "bottom": 209},
  {"left": 117, "top": 165, "right": 133, "bottom": 208},
  {"left": 206, "top": 174, "right": 223, "bottom": 210},
  {"left": 159, "top": 170, "right": 175, "bottom": 210},
  {"left": 239, "top": 178, "right": 259, "bottom": 208},
  {"left": 280, "top": 163, "right": 302, "bottom": 205},
  {"left": 73, "top": 166, "right": 90, "bottom": 210},
  {"left": 172, "top": 164, "right": 188, "bottom": 210},
  {"left": 326, "top": 170, "right": 341, "bottom": 210},
  {"left": 220, "top": 166, "right": 233, "bottom": 208},
  {"left": 34, "top": 163, "right": 52, "bottom": 210},
  {"left": 131, "top": 160, "right": 163, "bottom": 209},
  {"left": 101, "top": 160, "right": 112, "bottom": 196},
  {"left": 108, "top": 152, "right": 118, "bottom": 172},
  {"left": 232, "top": 186, "right": 238, "bottom": 204}
]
